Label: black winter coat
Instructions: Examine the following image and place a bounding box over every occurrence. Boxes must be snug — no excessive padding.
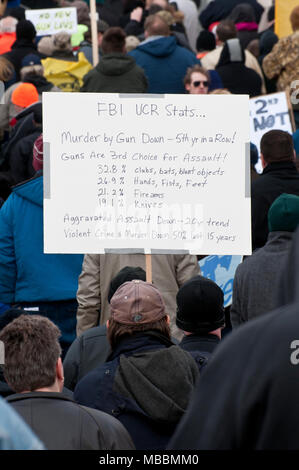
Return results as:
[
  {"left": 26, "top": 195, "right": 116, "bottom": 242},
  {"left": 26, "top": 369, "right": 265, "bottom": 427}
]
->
[
  {"left": 199, "top": 0, "right": 263, "bottom": 30},
  {"left": 7, "top": 392, "right": 135, "bottom": 450},
  {"left": 4, "top": 40, "right": 45, "bottom": 81},
  {"left": 251, "top": 161, "right": 299, "bottom": 250}
]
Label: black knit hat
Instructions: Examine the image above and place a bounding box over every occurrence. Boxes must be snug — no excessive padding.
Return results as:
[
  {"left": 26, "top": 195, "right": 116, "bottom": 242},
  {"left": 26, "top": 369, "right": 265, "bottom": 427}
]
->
[
  {"left": 108, "top": 266, "right": 146, "bottom": 303},
  {"left": 16, "top": 19, "right": 36, "bottom": 41},
  {"left": 176, "top": 276, "right": 225, "bottom": 334}
]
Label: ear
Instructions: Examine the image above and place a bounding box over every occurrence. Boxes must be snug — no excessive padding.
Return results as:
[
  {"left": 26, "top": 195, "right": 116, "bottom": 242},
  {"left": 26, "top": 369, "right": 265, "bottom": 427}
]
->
[
  {"left": 185, "top": 83, "right": 191, "bottom": 93},
  {"left": 106, "top": 319, "right": 110, "bottom": 328},
  {"left": 166, "top": 315, "right": 170, "bottom": 324},
  {"left": 260, "top": 153, "right": 267, "bottom": 169},
  {"left": 294, "top": 149, "right": 296, "bottom": 161},
  {"left": 56, "top": 357, "right": 64, "bottom": 383}
]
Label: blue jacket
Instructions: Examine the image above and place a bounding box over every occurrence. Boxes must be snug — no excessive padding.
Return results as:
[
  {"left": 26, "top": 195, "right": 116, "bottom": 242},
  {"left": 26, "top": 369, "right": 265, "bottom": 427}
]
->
[
  {"left": 129, "top": 36, "right": 198, "bottom": 94},
  {"left": 0, "top": 175, "right": 83, "bottom": 303}
]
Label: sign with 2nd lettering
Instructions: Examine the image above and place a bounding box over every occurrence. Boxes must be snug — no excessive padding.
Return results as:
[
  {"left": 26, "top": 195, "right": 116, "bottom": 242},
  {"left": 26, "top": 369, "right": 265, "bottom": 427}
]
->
[
  {"left": 25, "top": 8, "right": 77, "bottom": 36},
  {"left": 250, "top": 91, "right": 294, "bottom": 172},
  {"left": 43, "top": 93, "right": 251, "bottom": 255}
]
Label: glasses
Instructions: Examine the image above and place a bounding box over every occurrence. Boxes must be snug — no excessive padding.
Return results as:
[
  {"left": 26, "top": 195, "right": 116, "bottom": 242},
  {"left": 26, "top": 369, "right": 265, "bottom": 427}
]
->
[{"left": 192, "top": 80, "right": 209, "bottom": 87}]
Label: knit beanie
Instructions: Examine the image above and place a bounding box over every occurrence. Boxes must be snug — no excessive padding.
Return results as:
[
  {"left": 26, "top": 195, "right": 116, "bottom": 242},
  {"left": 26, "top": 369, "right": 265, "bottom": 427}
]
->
[
  {"left": 32, "top": 134, "right": 43, "bottom": 172},
  {"left": 268, "top": 193, "right": 299, "bottom": 232},
  {"left": 108, "top": 266, "right": 146, "bottom": 303},
  {"left": 16, "top": 19, "right": 36, "bottom": 41},
  {"left": 11, "top": 82, "right": 39, "bottom": 108},
  {"left": 176, "top": 275, "right": 225, "bottom": 334}
]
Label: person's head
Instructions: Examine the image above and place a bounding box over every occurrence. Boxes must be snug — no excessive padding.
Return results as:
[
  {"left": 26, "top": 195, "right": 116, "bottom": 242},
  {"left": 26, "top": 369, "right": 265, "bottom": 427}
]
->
[
  {"left": 84, "top": 19, "right": 109, "bottom": 46},
  {"left": 228, "top": 3, "right": 256, "bottom": 24},
  {"left": 20, "top": 54, "right": 43, "bottom": 81},
  {"left": 101, "top": 27, "right": 126, "bottom": 54},
  {"left": 290, "top": 6, "right": 299, "bottom": 32},
  {"left": 208, "top": 88, "right": 231, "bottom": 94},
  {"left": 0, "top": 56, "right": 15, "bottom": 83},
  {"left": 107, "top": 280, "right": 170, "bottom": 349},
  {"left": 0, "top": 16, "right": 17, "bottom": 33},
  {"left": 52, "top": 31, "right": 73, "bottom": 52},
  {"left": 144, "top": 14, "right": 170, "bottom": 38},
  {"left": 216, "top": 20, "right": 237, "bottom": 45},
  {"left": 196, "top": 30, "right": 216, "bottom": 52},
  {"left": 16, "top": 19, "right": 36, "bottom": 42},
  {"left": 268, "top": 193, "right": 299, "bottom": 233},
  {"left": 246, "top": 38, "right": 259, "bottom": 58},
  {"left": 260, "top": 130, "right": 295, "bottom": 168},
  {"left": 0, "top": 315, "right": 63, "bottom": 394},
  {"left": 11, "top": 82, "right": 39, "bottom": 109},
  {"left": 184, "top": 64, "right": 210, "bottom": 95},
  {"left": 37, "top": 36, "right": 55, "bottom": 56},
  {"left": 250, "top": 142, "right": 259, "bottom": 168},
  {"left": 108, "top": 266, "right": 146, "bottom": 303},
  {"left": 176, "top": 276, "right": 225, "bottom": 338},
  {"left": 125, "top": 35, "right": 140, "bottom": 52}
]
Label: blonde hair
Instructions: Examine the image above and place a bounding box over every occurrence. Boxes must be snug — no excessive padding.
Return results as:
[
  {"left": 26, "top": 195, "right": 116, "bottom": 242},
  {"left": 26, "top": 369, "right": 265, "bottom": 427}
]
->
[
  {"left": 209, "top": 88, "right": 232, "bottom": 95},
  {"left": 0, "top": 56, "right": 14, "bottom": 82}
]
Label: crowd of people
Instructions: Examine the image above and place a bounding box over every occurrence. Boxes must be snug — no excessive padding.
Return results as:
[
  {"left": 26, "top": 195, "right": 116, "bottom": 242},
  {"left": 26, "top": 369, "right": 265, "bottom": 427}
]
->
[{"left": 0, "top": 0, "right": 299, "bottom": 452}]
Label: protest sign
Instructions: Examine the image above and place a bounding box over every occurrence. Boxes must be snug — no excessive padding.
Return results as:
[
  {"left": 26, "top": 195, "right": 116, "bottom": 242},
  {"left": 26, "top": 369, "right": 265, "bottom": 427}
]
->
[
  {"left": 43, "top": 93, "right": 251, "bottom": 255},
  {"left": 25, "top": 8, "right": 77, "bottom": 36},
  {"left": 250, "top": 91, "right": 294, "bottom": 172},
  {"left": 199, "top": 255, "right": 242, "bottom": 308}
]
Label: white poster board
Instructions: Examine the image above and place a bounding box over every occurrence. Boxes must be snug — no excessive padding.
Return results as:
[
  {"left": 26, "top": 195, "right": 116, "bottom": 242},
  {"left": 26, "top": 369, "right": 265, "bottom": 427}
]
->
[
  {"left": 250, "top": 91, "right": 294, "bottom": 172},
  {"left": 43, "top": 93, "right": 251, "bottom": 255},
  {"left": 25, "top": 8, "right": 77, "bottom": 36}
]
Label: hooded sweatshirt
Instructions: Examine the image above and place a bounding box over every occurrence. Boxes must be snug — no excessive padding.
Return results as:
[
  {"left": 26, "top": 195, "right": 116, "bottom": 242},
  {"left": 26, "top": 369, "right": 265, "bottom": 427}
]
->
[
  {"left": 129, "top": 36, "right": 198, "bottom": 93},
  {"left": 81, "top": 52, "right": 148, "bottom": 93}
]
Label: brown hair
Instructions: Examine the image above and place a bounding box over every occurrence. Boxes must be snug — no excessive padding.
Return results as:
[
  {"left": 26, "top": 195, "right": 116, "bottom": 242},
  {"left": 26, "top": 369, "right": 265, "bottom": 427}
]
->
[
  {"left": 0, "top": 56, "right": 14, "bottom": 83},
  {"left": 216, "top": 20, "right": 237, "bottom": 43},
  {"left": 260, "top": 130, "right": 294, "bottom": 163},
  {"left": 290, "top": 6, "right": 299, "bottom": 31},
  {"left": 101, "top": 27, "right": 126, "bottom": 54},
  {"left": 184, "top": 64, "right": 210, "bottom": 86},
  {"left": 107, "top": 316, "right": 171, "bottom": 349},
  {"left": 0, "top": 315, "right": 61, "bottom": 393},
  {"left": 144, "top": 14, "right": 170, "bottom": 36}
]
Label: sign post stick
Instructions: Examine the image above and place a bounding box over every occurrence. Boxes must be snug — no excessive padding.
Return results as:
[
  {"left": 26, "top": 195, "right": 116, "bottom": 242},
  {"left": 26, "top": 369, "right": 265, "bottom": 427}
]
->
[
  {"left": 90, "top": 0, "right": 99, "bottom": 67},
  {"left": 145, "top": 254, "right": 152, "bottom": 284}
]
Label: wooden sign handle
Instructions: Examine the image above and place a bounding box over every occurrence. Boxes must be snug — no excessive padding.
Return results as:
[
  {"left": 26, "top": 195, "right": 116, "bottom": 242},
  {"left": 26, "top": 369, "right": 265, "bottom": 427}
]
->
[
  {"left": 90, "top": 0, "right": 99, "bottom": 67},
  {"left": 145, "top": 254, "right": 152, "bottom": 283}
]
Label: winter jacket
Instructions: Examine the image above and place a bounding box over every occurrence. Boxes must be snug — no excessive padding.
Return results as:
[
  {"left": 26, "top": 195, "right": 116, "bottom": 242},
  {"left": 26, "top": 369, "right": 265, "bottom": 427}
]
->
[
  {"left": 4, "top": 39, "right": 45, "bottom": 81},
  {"left": 129, "top": 36, "right": 199, "bottom": 94},
  {"left": 251, "top": 161, "right": 299, "bottom": 250},
  {"left": 74, "top": 332, "right": 199, "bottom": 449},
  {"left": 179, "top": 333, "right": 220, "bottom": 355},
  {"left": 231, "top": 231, "right": 294, "bottom": 327},
  {"left": 216, "top": 39, "right": 262, "bottom": 97},
  {"left": 199, "top": 0, "right": 264, "bottom": 30},
  {"left": 168, "top": 229, "right": 299, "bottom": 449},
  {"left": 0, "top": 175, "right": 83, "bottom": 304},
  {"left": 76, "top": 253, "right": 200, "bottom": 339},
  {"left": 7, "top": 392, "right": 135, "bottom": 450},
  {"left": 81, "top": 53, "right": 148, "bottom": 93}
]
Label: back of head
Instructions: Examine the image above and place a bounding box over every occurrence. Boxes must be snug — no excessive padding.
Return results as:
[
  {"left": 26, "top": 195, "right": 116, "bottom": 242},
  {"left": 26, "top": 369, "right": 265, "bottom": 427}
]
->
[
  {"left": 268, "top": 194, "right": 299, "bottom": 233},
  {"left": 0, "top": 16, "right": 17, "bottom": 33},
  {"left": 0, "top": 56, "right": 15, "bottom": 83},
  {"left": 32, "top": 133, "right": 43, "bottom": 172},
  {"left": 196, "top": 30, "right": 216, "bottom": 52},
  {"left": 228, "top": 3, "right": 256, "bottom": 24},
  {"left": 108, "top": 266, "right": 146, "bottom": 303},
  {"left": 290, "top": 6, "right": 299, "bottom": 32},
  {"left": 11, "top": 82, "right": 39, "bottom": 109},
  {"left": 250, "top": 142, "right": 259, "bottom": 167},
  {"left": 260, "top": 130, "right": 294, "bottom": 164},
  {"left": 101, "top": 27, "right": 126, "bottom": 54},
  {"left": 216, "top": 20, "right": 237, "bottom": 43},
  {"left": 16, "top": 19, "right": 36, "bottom": 42},
  {"left": 37, "top": 36, "right": 55, "bottom": 56},
  {"left": 0, "top": 315, "right": 61, "bottom": 393},
  {"left": 144, "top": 14, "right": 170, "bottom": 37},
  {"left": 176, "top": 276, "right": 225, "bottom": 334},
  {"left": 108, "top": 280, "right": 170, "bottom": 348},
  {"left": 53, "top": 31, "right": 72, "bottom": 52}
]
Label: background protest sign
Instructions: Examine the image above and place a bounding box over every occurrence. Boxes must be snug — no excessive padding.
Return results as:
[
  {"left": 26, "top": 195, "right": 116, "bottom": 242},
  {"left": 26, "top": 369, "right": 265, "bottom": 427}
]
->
[
  {"left": 43, "top": 92, "right": 251, "bottom": 255},
  {"left": 199, "top": 255, "right": 242, "bottom": 308},
  {"left": 275, "top": 0, "right": 298, "bottom": 38},
  {"left": 25, "top": 8, "right": 77, "bottom": 36},
  {"left": 250, "top": 91, "right": 294, "bottom": 173}
]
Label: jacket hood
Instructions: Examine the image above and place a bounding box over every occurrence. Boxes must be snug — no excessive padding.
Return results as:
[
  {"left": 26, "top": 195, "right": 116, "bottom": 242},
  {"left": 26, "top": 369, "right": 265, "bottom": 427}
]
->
[
  {"left": 12, "top": 174, "right": 43, "bottom": 207},
  {"left": 137, "top": 36, "right": 177, "bottom": 57},
  {"left": 217, "top": 38, "right": 245, "bottom": 67},
  {"left": 259, "top": 30, "right": 278, "bottom": 57},
  {"left": 114, "top": 344, "right": 199, "bottom": 425},
  {"left": 228, "top": 3, "right": 257, "bottom": 23},
  {"left": 96, "top": 53, "right": 136, "bottom": 76}
]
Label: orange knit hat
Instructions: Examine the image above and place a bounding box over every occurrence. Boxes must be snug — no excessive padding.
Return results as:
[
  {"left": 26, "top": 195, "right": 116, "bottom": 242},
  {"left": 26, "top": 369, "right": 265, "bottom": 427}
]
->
[{"left": 11, "top": 83, "right": 39, "bottom": 108}]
